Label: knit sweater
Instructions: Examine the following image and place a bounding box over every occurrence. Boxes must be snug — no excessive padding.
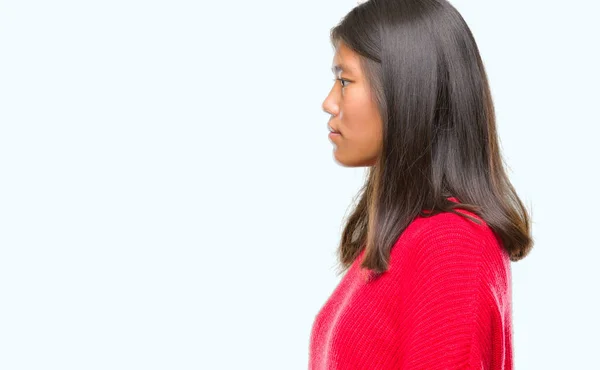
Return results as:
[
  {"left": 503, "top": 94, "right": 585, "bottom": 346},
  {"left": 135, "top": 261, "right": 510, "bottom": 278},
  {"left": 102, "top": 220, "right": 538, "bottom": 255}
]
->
[{"left": 308, "top": 197, "right": 513, "bottom": 369}]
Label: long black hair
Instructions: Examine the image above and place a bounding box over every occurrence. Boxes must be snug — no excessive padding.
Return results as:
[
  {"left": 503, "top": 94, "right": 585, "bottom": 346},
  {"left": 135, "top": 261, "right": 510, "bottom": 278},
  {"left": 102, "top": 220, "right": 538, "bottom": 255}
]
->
[{"left": 330, "top": 0, "right": 534, "bottom": 276}]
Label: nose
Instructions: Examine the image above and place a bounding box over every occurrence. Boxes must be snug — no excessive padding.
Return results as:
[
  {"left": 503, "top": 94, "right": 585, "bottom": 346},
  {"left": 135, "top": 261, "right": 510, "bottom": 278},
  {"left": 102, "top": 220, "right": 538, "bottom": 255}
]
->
[{"left": 322, "top": 86, "right": 339, "bottom": 117}]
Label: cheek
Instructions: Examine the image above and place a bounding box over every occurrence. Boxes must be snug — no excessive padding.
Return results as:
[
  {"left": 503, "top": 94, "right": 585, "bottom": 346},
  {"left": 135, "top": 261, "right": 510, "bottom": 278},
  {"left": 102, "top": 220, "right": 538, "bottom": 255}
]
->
[{"left": 343, "top": 96, "right": 382, "bottom": 143}]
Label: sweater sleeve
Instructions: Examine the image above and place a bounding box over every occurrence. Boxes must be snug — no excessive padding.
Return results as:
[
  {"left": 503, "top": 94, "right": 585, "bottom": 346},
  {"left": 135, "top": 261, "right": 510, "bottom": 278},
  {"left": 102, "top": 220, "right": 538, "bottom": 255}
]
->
[{"left": 395, "top": 223, "right": 491, "bottom": 369}]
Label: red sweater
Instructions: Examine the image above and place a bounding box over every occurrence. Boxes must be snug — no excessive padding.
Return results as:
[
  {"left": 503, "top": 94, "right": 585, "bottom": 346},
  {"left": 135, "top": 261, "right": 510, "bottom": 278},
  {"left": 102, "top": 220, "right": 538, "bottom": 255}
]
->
[{"left": 308, "top": 197, "right": 513, "bottom": 369}]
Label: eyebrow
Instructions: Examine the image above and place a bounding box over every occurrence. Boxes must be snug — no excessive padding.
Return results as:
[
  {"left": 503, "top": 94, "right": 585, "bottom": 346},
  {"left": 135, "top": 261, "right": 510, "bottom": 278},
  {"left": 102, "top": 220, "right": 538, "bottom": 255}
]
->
[{"left": 331, "top": 63, "right": 355, "bottom": 75}]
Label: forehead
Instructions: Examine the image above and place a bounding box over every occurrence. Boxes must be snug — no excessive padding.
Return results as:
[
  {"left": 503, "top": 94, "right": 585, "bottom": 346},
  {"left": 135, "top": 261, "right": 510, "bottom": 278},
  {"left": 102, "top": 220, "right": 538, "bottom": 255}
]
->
[{"left": 331, "top": 43, "right": 360, "bottom": 76}]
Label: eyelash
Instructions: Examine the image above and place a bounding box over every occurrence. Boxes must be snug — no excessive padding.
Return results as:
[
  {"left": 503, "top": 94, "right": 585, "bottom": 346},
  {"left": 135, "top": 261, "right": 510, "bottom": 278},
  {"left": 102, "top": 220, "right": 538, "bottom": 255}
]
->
[{"left": 333, "top": 78, "right": 350, "bottom": 88}]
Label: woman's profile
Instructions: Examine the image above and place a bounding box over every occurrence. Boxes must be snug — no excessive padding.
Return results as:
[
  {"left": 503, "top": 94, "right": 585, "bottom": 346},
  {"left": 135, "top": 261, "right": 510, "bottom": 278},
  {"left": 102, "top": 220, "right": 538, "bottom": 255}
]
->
[{"left": 310, "top": 0, "right": 533, "bottom": 369}]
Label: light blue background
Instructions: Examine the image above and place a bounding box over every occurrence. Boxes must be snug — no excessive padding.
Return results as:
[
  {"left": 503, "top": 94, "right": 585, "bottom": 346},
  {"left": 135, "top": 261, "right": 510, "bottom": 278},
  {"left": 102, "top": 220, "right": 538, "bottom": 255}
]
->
[{"left": 1, "top": 0, "right": 598, "bottom": 368}]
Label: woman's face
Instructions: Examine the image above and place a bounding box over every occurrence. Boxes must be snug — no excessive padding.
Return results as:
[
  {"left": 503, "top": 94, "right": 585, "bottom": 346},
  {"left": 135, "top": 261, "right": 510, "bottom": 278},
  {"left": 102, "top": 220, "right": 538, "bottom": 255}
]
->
[{"left": 322, "top": 41, "right": 383, "bottom": 167}]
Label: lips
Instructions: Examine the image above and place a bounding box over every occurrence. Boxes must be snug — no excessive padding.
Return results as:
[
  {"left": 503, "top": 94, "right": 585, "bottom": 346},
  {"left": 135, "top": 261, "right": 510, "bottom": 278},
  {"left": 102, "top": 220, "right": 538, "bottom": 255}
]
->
[{"left": 328, "top": 124, "right": 341, "bottom": 134}]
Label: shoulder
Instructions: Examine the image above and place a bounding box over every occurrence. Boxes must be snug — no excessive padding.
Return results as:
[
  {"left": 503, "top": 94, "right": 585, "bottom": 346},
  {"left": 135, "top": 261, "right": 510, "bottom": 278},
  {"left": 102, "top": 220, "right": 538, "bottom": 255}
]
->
[
  {"left": 387, "top": 210, "right": 512, "bottom": 369},
  {"left": 407, "top": 208, "right": 499, "bottom": 254},
  {"left": 390, "top": 209, "right": 504, "bottom": 274},
  {"left": 414, "top": 207, "right": 491, "bottom": 237}
]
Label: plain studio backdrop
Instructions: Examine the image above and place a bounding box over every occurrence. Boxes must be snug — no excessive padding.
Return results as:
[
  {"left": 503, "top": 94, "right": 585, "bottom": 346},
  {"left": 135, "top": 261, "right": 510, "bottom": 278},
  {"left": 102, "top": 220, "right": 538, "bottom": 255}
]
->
[{"left": 0, "top": 0, "right": 598, "bottom": 369}]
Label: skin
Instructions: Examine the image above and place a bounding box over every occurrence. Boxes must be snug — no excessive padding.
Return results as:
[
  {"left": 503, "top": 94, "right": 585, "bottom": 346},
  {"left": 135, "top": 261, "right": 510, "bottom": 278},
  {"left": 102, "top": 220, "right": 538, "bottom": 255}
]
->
[{"left": 322, "top": 41, "right": 383, "bottom": 167}]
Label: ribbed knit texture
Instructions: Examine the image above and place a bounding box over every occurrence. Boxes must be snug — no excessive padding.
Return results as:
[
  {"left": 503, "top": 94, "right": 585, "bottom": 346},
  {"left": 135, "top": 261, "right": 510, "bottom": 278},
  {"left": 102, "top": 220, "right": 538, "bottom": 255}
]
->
[{"left": 308, "top": 197, "right": 513, "bottom": 369}]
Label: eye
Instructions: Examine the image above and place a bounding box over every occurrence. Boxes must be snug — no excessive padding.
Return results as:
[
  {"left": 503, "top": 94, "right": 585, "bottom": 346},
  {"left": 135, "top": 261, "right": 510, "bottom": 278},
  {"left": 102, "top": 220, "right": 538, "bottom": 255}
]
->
[{"left": 332, "top": 78, "right": 350, "bottom": 88}]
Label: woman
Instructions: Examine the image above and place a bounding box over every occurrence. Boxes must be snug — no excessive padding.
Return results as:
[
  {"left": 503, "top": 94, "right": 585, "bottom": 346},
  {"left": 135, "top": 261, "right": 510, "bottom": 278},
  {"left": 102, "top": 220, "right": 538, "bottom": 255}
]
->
[{"left": 309, "top": 0, "right": 533, "bottom": 369}]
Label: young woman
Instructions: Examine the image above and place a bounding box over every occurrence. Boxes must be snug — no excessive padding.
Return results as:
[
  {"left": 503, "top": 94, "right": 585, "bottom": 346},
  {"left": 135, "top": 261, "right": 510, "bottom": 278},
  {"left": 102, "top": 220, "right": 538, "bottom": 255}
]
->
[{"left": 309, "top": 0, "right": 533, "bottom": 369}]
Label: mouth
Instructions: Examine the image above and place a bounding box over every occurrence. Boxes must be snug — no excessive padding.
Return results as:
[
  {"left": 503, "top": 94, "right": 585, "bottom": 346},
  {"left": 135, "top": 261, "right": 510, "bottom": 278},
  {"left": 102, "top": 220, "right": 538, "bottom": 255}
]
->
[
  {"left": 328, "top": 130, "right": 342, "bottom": 140},
  {"left": 328, "top": 125, "right": 341, "bottom": 134}
]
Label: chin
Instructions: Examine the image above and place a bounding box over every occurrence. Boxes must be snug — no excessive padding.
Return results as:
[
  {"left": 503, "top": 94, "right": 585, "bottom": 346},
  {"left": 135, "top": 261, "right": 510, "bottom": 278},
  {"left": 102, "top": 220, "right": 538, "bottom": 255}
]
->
[{"left": 333, "top": 151, "right": 376, "bottom": 167}]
